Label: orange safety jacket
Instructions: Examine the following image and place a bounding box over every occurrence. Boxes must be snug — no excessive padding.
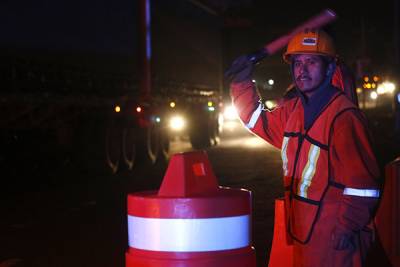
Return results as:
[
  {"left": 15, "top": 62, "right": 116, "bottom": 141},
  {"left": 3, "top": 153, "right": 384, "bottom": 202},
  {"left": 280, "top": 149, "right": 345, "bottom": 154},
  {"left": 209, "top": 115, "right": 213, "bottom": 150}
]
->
[{"left": 231, "top": 80, "right": 381, "bottom": 265}]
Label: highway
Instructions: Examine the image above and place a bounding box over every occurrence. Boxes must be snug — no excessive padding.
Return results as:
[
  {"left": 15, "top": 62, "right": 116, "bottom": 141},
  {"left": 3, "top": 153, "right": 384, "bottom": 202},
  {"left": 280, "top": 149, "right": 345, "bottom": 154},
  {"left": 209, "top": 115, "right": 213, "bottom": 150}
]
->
[
  {"left": 1, "top": 111, "right": 398, "bottom": 267},
  {"left": 0, "top": 120, "right": 283, "bottom": 267}
]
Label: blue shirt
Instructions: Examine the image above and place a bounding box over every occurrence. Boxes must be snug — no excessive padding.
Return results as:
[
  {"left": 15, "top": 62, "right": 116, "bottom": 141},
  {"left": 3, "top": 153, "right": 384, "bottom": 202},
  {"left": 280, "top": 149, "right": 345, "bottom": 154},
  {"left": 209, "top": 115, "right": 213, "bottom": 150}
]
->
[{"left": 298, "top": 83, "right": 340, "bottom": 130}]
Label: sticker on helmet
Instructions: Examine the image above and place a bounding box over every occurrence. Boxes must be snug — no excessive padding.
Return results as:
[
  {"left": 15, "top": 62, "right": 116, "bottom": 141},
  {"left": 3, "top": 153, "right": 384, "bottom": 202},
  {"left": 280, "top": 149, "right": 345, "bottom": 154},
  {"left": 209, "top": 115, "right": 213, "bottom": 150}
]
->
[{"left": 302, "top": 37, "right": 317, "bottom": 46}]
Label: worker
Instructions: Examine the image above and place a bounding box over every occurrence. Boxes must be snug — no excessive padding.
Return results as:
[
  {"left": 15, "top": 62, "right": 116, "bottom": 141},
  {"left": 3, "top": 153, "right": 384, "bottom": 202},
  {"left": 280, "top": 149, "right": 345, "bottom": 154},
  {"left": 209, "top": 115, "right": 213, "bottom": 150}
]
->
[{"left": 227, "top": 29, "right": 381, "bottom": 267}]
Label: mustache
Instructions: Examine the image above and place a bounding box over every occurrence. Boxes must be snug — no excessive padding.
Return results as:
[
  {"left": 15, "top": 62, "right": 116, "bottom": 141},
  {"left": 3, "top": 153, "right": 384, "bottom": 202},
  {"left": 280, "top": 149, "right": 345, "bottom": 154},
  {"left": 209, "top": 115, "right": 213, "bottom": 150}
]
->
[{"left": 296, "top": 75, "right": 311, "bottom": 81}]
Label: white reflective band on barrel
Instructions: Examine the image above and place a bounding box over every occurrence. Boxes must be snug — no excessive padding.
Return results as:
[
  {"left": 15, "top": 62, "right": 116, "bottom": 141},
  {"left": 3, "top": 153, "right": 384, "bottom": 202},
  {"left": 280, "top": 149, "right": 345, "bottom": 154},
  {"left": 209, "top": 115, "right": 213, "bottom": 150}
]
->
[
  {"left": 343, "top": 188, "right": 380, "bottom": 198},
  {"left": 245, "top": 103, "right": 263, "bottom": 129},
  {"left": 128, "top": 215, "right": 250, "bottom": 252}
]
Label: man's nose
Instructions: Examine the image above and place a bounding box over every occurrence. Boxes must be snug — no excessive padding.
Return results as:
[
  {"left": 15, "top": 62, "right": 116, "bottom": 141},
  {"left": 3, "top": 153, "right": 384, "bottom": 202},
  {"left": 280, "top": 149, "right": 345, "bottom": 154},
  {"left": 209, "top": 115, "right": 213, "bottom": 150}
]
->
[{"left": 299, "top": 63, "right": 308, "bottom": 74}]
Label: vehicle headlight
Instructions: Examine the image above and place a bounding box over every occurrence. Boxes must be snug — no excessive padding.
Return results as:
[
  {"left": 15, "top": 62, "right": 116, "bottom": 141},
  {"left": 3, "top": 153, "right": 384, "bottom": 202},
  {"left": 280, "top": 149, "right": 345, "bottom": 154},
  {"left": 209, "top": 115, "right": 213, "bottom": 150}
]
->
[
  {"left": 169, "top": 115, "right": 185, "bottom": 131},
  {"left": 223, "top": 105, "right": 238, "bottom": 120},
  {"left": 265, "top": 100, "right": 277, "bottom": 109}
]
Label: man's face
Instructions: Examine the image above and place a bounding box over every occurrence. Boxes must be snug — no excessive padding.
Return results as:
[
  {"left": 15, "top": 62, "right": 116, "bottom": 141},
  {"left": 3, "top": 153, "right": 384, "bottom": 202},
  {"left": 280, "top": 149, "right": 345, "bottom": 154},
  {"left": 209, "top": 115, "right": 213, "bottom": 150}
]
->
[{"left": 292, "top": 54, "right": 328, "bottom": 97}]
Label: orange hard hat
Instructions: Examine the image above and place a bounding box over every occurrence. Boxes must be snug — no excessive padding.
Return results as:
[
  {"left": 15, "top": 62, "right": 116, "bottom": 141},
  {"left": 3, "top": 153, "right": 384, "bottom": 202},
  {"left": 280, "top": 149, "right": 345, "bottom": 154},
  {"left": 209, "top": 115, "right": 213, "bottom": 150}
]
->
[{"left": 283, "top": 29, "right": 336, "bottom": 63}]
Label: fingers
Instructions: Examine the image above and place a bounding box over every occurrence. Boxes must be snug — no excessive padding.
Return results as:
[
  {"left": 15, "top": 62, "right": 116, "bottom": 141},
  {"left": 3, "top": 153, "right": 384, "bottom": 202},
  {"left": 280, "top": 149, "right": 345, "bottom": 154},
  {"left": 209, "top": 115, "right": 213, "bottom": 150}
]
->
[
  {"left": 233, "top": 55, "right": 250, "bottom": 65},
  {"left": 224, "top": 56, "right": 245, "bottom": 78},
  {"left": 224, "top": 55, "right": 254, "bottom": 83},
  {"left": 247, "top": 48, "right": 268, "bottom": 63},
  {"left": 229, "top": 56, "right": 251, "bottom": 74},
  {"left": 331, "top": 232, "right": 354, "bottom": 251},
  {"left": 333, "top": 236, "right": 348, "bottom": 250},
  {"left": 225, "top": 49, "right": 268, "bottom": 82}
]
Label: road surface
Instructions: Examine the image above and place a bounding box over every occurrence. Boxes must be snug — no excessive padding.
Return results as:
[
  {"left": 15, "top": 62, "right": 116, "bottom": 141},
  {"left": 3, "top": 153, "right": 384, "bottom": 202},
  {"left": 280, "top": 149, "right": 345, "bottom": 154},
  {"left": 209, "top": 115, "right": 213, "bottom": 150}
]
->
[
  {"left": 1, "top": 120, "right": 283, "bottom": 267},
  {"left": 2, "top": 112, "right": 398, "bottom": 267}
]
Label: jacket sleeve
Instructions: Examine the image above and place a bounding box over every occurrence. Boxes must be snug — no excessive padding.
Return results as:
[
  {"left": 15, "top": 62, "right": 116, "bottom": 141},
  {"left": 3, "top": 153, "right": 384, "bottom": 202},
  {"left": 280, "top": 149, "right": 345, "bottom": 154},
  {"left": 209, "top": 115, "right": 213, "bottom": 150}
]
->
[
  {"left": 230, "top": 80, "right": 294, "bottom": 149},
  {"left": 330, "top": 110, "right": 381, "bottom": 233}
]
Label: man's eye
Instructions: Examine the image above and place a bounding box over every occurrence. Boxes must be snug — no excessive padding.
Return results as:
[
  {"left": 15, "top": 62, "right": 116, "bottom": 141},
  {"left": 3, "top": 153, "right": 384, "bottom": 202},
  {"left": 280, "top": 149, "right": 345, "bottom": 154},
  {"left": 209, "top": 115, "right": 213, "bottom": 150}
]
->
[{"left": 294, "top": 62, "right": 302, "bottom": 68}]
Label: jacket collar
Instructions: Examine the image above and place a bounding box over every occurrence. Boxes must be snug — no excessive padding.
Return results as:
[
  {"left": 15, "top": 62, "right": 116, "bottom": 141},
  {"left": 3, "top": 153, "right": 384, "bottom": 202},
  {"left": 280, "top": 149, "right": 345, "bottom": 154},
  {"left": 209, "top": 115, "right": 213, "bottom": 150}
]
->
[{"left": 297, "top": 83, "right": 341, "bottom": 130}]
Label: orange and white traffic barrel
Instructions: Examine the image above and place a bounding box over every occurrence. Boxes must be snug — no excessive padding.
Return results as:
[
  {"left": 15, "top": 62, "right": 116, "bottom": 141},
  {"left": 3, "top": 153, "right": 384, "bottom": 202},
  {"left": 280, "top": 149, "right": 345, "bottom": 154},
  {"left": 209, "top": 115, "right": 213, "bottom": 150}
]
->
[
  {"left": 375, "top": 157, "right": 400, "bottom": 267},
  {"left": 125, "top": 151, "right": 256, "bottom": 267},
  {"left": 268, "top": 198, "right": 293, "bottom": 267}
]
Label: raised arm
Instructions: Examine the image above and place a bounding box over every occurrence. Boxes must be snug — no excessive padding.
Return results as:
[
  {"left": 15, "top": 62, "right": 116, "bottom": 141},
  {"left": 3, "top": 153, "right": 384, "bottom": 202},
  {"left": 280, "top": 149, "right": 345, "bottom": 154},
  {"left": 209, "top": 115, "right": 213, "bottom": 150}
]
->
[{"left": 227, "top": 55, "right": 295, "bottom": 149}]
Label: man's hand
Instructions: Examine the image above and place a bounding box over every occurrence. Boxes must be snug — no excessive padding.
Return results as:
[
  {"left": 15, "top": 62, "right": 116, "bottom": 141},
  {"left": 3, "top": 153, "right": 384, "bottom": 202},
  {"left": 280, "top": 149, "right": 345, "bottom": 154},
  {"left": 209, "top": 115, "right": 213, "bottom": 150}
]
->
[
  {"left": 224, "top": 49, "right": 267, "bottom": 83},
  {"left": 331, "top": 227, "right": 355, "bottom": 250},
  {"left": 224, "top": 54, "right": 255, "bottom": 83}
]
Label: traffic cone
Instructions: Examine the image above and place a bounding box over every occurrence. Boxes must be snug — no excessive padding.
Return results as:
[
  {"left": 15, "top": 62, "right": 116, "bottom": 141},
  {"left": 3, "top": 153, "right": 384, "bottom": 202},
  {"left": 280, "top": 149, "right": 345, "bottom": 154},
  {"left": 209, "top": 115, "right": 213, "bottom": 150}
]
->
[
  {"left": 267, "top": 198, "right": 293, "bottom": 267},
  {"left": 125, "top": 150, "right": 256, "bottom": 267},
  {"left": 374, "top": 157, "right": 400, "bottom": 267}
]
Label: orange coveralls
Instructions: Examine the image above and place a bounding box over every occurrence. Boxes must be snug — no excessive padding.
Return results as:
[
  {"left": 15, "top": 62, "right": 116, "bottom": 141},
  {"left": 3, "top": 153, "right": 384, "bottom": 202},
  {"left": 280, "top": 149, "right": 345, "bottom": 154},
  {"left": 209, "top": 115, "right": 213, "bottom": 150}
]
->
[{"left": 231, "top": 80, "right": 380, "bottom": 267}]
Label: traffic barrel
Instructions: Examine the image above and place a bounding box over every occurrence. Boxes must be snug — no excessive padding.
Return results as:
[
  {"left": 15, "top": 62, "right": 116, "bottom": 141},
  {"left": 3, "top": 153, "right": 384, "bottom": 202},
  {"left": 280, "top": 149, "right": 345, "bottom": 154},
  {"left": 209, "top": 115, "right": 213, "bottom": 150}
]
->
[
  {"left": 267, "top": 198, "right": 293, "bottom": 267},
  {"left": 125, "top": 150, "right": 256, "bottom": 267},
  {"left": 374, "top": 157, "right": 400, "bottom": 267}
]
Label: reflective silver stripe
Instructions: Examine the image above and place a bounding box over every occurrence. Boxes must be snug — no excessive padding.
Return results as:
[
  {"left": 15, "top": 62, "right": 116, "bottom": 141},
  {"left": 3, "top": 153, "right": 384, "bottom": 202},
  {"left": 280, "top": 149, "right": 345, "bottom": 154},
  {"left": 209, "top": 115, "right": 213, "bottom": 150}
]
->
[
  {"left": 281, "top": 137, "right": 289, "bottom": 176},
  {"left": 128, "top": 215, "right": 250, "bottom": 252},
  {"left": 245, "top": 103, "right": 263, "bottom": 129},
  {"left": 298, "top": 145, "right": 320, "bottom": 198},
  {"left": 343, "top": 188, "right": 380, "bottom": 197}
]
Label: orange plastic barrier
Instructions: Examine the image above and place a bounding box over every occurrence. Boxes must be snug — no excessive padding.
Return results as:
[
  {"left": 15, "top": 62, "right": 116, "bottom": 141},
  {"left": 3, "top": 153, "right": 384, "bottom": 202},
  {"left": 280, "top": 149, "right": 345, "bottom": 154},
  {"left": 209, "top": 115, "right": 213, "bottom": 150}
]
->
[
  {"left": 267, "top": 198, "right": 293, "bottom": 267},
  {"left": 375, "top": 157, "right": 400, "bottom": 267},
  {"left": 125, "top": 151, "right": 256, "bottom": 267}
]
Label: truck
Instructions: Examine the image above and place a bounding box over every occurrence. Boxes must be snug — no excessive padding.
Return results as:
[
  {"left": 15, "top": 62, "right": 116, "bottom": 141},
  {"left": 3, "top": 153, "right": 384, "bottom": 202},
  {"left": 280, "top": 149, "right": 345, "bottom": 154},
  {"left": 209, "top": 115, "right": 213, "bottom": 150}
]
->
[{"left": 0, "top": 0, "right": 223, "bottom": 176}]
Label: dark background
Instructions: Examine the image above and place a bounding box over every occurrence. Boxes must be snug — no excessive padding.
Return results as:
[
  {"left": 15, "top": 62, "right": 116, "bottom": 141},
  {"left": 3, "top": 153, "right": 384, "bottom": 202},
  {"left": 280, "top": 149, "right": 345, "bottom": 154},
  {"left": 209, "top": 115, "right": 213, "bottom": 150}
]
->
[
  {"left": 0, "top": 0, "right": 398, "bottom": 96},
  {"left": 0, "top": 1, "right": 398, "bottom": 266}
]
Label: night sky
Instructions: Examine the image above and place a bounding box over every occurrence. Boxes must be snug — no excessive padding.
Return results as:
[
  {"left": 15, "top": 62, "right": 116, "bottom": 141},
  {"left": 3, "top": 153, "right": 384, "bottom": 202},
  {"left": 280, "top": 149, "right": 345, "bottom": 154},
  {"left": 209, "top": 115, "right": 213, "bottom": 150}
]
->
[
  {"left": 1, "top": 0, "right": 395, "bottom": 56},
  {"left": 250, "top": 0, "right": 397, "bottom": 66},
  {"left": 219, "top": 0, "right": 399, "bottom": 95},
  {"left": 0, "top": 0, "right": 398, "bottom": 95},
  {"left": 0, "top": 0, "right": 137, "bottom": 55}
]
